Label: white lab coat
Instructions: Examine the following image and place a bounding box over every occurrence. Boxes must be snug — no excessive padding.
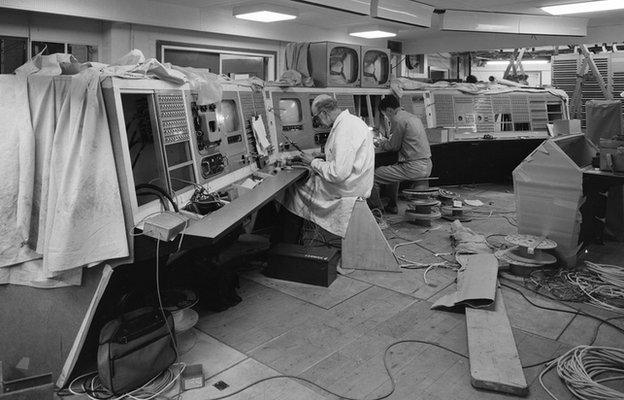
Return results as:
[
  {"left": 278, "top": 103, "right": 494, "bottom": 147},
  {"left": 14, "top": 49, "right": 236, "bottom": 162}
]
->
[{"left": 285, "top": 110, "right": 375, "bottom": 237}]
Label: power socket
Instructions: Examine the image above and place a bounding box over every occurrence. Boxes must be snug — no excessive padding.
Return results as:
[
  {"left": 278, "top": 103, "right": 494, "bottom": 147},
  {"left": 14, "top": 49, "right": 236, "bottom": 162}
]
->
[
  {"left": 142, "top": 213, "right": 188, "bottom": 241},
  {"left": 180, "top": 364, "right": 204, "bottom": 391}
]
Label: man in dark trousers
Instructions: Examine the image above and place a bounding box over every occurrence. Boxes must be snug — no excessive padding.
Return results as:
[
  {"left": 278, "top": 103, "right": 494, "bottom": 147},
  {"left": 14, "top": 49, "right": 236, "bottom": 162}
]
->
[{"left": 368, "top": 95, "right": 432, "bottom": 214}]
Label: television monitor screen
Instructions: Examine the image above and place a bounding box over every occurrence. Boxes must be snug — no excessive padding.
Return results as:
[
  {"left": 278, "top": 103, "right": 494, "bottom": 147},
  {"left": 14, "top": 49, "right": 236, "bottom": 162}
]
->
[
  {"left": 329, "top": 47, "right": 358, "bottom": 85},
  {"left": 279, "top": 99, "right": 303, "bottom": 125},
  {"left": 220, "top": 99, "right": 240, "bottom": 133},
  {"left": 363, "top": 50, "right": 389, "bottom": 84}
]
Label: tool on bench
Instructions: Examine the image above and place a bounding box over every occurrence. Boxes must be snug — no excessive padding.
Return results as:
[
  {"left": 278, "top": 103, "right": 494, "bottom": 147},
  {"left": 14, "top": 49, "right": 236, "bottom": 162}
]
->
[{"left": 282, "top": 133, "right": 304, "bottom": 153}]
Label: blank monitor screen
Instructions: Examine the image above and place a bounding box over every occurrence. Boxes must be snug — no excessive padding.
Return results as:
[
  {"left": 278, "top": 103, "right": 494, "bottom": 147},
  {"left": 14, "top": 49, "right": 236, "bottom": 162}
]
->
[
  {"left": 220, "top": 99, "right": 240, "bottom": 133},
  {"left": 279, "top": 99, "right": 303, "bottom": 125}
]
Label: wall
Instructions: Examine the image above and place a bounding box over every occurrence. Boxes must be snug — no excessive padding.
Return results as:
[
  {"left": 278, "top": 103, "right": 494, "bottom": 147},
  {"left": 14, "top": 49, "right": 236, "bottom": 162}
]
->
[
  {"left": 0, "top": 0, "right": 381, "bottom": 52},
  {"left": 0, "top": 9, "right": 286, "bottom": 76},
  {"left": 0, "top": 9, "right": 102, "bottom": 54},
  {"left": 472, "top": 63, "right": 552, "bottom": 86},
  {"left": 405, "top": 19, "right": 624, "bottom": 54}
]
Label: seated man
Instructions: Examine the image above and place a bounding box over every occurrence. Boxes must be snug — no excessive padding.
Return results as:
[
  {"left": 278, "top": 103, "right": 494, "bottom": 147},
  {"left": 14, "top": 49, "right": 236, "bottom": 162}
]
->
[
  {"left": 368, "top": 95, "right": 432, "bottom": 214},
  {"left": 273, "top": 94, "right": 375, "bottom": 245}
]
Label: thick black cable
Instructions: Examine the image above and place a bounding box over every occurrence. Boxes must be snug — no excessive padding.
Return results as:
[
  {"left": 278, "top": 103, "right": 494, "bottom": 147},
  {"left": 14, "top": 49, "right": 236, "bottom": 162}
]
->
[{"left": 135, "top": 183, "right": 179, "bottom": 212}]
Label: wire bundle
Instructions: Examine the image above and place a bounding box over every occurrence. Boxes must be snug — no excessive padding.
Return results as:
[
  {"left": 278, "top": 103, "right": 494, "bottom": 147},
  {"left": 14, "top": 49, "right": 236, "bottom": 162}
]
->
[
  {"left": 540, "top": 346, "right": 624, "bottom": 400},
  {"left": 565, "top": 262, "right": 624, "bottom": 313},
  {"left": 66, "top": 363, "right": 186, "bottom": 400},
  {"left": 526, "top": 270, "right": 587, "bottom": 302}
]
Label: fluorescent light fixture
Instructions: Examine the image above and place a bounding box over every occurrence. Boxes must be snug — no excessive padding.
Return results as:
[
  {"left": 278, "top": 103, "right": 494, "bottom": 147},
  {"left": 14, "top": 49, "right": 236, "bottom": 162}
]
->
[
  {"left": 542, "top": 0, "right": 624, "bottom": 15},
  {"left": 441, "top": 10, "right": 587, "bottom": 36},
  {"left": 371, "top": 0, "right": 434, "bottom": 28},
  {"left": 349, "top": 25, "right": 397, "bottom": 38},
  {"left": 486, "top": 60, "right": 549, "bottom": 66},
  {"left": 233, "top": 3, "right": 298, "bottom": 22}
]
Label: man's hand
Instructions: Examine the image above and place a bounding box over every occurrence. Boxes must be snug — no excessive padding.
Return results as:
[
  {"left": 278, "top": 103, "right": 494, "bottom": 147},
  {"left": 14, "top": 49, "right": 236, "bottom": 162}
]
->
[{"left": 299, "top": 152, "right": 315, "bottom": 165}]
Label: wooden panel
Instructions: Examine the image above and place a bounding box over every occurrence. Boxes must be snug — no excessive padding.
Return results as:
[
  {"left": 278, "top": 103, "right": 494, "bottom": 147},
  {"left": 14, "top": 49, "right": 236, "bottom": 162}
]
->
[
  {"left": 250, "top": 286, "right": 415, "bottom": 375},
  {"left": 178, "top": 329, "right": 246, "bottom": 379},
  {"left": 184, "top": 358, "right": 326, "bottom": 400},
  {"left": 466, "top": 288, "right": 528, "bottom": 396},
  {"left": 195, "top": 279, "right": 325, "bottom": 353},
  {"left": 242, "top": 271, "right": 371, "bottom": 309},
  {"left": 342, "top": 200, "right": 400, "bottom": 271},
  {"left": 348, "top": 238, "right": 456, "bottom": 298},
  {"left": 0, "top": 264, "right": 107, "bottom": 383},
  {"left": 184, "top": 168, "right": 306, "bottom": 240},
  {"left": 501, "top": 286, "right": 575, "bottom": 340}
]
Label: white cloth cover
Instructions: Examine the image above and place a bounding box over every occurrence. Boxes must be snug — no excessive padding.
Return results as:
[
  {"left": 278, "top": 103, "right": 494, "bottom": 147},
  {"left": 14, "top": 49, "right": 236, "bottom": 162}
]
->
[
  {"left": 0, "top": 76, "right": 38, "bottom": 273},
  {"left": 0, "top": 69, "right": 130, "bottom": 286},
  {"left": 284, "top": 110, "right": 375, "bottom": 237},
  {"left": 40, "top": 70, "right": 129, "bottom": 275}
]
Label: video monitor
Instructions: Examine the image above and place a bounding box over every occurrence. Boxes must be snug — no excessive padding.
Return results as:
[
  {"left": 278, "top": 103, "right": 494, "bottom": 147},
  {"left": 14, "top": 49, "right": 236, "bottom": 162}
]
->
[
  {"left": 220, "top": 99, "right": 240, "bottom": 133},
  {"left": 329, "top": 47, "right": 359, "bottom": 85},
  {"left": 279, "top": 98, "right": 303, "bottom": 126},
  {"left": 363, "top": 50, "right": 390, "bottom": 86}
]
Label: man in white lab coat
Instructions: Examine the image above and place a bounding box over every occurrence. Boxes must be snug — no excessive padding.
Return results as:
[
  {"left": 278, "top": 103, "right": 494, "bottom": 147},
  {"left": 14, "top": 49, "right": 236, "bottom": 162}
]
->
[{"left": 274, "top": 94, "right": 375, "bottom": 244}]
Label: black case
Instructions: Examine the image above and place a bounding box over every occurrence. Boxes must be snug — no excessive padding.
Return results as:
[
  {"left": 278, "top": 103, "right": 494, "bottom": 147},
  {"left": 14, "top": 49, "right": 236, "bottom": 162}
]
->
[{"left": 265, "top": 243, "right": 339, "bottom": 287}]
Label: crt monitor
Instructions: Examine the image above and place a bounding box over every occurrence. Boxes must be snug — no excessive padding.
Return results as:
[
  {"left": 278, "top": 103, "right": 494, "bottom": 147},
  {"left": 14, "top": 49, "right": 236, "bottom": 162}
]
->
[
  {"left": 362, "top": 50, "right": 390, "bottom": 86},
  {"left": 329, "top": 46, "right": 359, "bottom": 85},
  {"left": 279, "top": 98, "right": 303, "bottom": 127},
  {"left": 220, "top": 99, "right": 240, "bottom": 133}
]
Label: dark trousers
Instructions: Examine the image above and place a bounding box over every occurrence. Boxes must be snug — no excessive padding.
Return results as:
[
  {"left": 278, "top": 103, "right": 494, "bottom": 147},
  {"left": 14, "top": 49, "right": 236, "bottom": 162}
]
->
[{"left": 270, "top": 206, "right": 341, "bottom": 249}]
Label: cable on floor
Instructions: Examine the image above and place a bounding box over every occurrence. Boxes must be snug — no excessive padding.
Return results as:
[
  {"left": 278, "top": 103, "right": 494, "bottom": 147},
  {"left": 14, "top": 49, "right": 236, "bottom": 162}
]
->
[
  {"left": 165, "top": 340, "right": 471, "bottom": 400},
  {"left": 539, "top": 346, "right": 624, "bottom": 400},
  {"left": 499, "top": 281, "right": 624, "bottom": 338}
]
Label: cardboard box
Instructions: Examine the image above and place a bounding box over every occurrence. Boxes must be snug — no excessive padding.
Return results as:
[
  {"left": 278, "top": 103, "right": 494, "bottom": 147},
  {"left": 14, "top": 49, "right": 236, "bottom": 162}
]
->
[
  {"left": 553, "top": 119, "right": 582, "bottom": 136},
  {"left": 600, "top": 138, "right": 624, "bottom": 172}
]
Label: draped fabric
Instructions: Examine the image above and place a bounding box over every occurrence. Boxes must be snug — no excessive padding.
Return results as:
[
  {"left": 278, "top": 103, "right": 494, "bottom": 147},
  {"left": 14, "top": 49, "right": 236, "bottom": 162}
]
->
[{"left": 0, "top": 70, "right": 130, "bottom": 287}]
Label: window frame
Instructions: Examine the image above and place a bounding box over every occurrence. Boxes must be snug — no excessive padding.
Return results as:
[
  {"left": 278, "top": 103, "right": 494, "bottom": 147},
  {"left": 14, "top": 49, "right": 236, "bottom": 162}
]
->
[{"left": 157, "top": 40, "right": 277, "bottom": 81}]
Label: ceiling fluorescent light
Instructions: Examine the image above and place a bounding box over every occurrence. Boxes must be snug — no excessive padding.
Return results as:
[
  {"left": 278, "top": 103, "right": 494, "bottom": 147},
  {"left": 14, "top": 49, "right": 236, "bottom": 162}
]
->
[
  {"left": 290, "top": 0, "right": 371, "bottom": 16},
  {"left": 542, "top": 0, "right": 624, "bottom": 15},
  {"left": 371, "top": 0, "right": 434, "bottom": 28},
  {"left": 349, "top": 25, "right": 397, "bottom": 38},
  {"left": 441, "top": 10, "right": 587, "bottom": 36},
  {"left": 233, "top": 3, "right": 298, "bottom": 22},
  {"left": 486, "top": 60, "right": 549, "bottom": 66}
]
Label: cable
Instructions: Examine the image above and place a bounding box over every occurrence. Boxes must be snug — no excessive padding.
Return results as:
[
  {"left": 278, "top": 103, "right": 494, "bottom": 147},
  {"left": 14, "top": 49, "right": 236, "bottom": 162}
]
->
[
  {"left": 181, "top": 340, "right": 469, "bottom": 400},
  {"left": 539, "top": 346, "right": 624, "bottom": 400},
  {"left": 500, "top": 281, "right": 624, "bottom": 338},
  {"left": 155, "top": 239, "right": 180, "bottom": 360},
  {"left": 136, "top": 184, "right": 179, "bottom": 212},
  {"left": 521, "top": 315, "right": 624, "bottom": 369}
]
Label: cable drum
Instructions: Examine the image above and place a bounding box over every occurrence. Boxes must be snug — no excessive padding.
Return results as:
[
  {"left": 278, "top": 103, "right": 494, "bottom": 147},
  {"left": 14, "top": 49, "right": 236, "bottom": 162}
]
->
[{"left": 540, "top": 345, "right": 624, "bottom": 400}]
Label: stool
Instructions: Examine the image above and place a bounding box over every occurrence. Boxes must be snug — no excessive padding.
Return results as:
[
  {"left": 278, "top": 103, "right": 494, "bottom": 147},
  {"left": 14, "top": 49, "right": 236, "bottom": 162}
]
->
[
  {"left": 406, "top": 177, "right": 439, "bottom": 191},
  {"left": 399, "top": 177, "right": 439, "bottom": 200}
]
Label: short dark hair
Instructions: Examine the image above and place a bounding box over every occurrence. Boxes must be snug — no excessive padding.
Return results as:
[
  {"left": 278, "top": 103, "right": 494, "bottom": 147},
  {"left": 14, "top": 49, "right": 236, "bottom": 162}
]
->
[
  {"left": 379, "top": 95, "right": 400, "bottom": 112},
  {"left": 466, "top": 75, "right": 478, "bottom": 83}
]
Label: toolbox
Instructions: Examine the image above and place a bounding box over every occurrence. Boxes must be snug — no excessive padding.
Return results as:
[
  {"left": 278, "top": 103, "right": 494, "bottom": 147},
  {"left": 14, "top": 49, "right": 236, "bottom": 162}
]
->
[{"left": 266, "top": 243, "right": 339, "bottom": 287}]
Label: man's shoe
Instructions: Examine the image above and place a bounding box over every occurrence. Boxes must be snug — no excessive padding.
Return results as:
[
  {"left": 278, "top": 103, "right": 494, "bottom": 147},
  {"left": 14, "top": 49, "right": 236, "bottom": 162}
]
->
[{"left": 385, "top": 205, "right": 398, "bottom": 214}]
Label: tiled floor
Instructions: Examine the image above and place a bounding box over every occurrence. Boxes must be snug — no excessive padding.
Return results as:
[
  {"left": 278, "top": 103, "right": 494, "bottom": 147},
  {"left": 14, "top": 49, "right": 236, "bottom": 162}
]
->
[{"left": 165, "top": 184, "right": 623, "bottom": 400}]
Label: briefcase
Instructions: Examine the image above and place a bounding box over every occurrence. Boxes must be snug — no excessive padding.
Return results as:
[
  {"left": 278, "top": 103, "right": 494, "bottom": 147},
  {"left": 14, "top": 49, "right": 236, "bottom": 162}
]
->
[{"left": 97, "top": 307, "right": 176, "bottom": 395}]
